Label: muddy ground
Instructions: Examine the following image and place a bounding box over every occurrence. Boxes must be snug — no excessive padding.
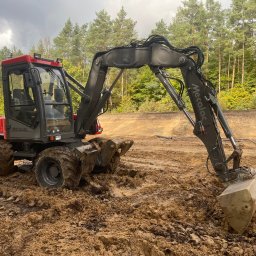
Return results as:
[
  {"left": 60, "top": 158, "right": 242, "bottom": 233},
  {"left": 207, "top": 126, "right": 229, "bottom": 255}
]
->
[{"left": 0, "top": 111, "right": 256, "bottom": 255}]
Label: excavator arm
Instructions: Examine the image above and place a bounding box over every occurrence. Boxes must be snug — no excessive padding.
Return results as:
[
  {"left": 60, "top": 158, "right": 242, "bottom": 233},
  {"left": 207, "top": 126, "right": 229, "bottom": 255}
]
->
[
  {"left": 74, "top": 35, "right": 241, "bottom": 182},
  {"left": 69, "top": 35, "right": 256, "bottom": 233}
]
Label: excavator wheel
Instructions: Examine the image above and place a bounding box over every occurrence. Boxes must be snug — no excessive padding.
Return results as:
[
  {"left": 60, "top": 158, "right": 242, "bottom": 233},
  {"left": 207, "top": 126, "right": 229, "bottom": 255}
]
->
[
  {"left": 0, "top": 140, "right": 14, "bottom": 176},
  {"left": 34, "top": 146, "right": 80, "bottom": 188}
]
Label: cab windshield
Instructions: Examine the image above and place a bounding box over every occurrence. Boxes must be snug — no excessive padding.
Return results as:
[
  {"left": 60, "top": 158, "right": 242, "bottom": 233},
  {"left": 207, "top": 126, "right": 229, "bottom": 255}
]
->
[{"left": 36, "top": 66, "right": 72, "bottom": 133}]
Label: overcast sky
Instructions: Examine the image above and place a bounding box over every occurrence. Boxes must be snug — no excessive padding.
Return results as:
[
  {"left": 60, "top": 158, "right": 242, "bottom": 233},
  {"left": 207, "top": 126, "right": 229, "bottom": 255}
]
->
[{"left": 0, "top": 0, "right": 231, "bottom": 52}]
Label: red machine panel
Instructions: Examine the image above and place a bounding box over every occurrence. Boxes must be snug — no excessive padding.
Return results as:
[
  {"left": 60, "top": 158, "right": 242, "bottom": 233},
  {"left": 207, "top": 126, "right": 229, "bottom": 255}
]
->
[
  {"left": 0, "top": 117, "right": 6, "bottom": 139},
  {"left": 1, "top": 55, "right": 62, "bottom": 67}
]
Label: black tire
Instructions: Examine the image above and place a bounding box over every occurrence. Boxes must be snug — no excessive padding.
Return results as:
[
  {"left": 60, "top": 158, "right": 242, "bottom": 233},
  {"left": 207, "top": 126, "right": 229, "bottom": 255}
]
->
[
  {"left": 0, "top": 140, "right": 14, "bottom": 176},
  {"left": 34, "top": 147, "right": 80, "bottom": 188}
]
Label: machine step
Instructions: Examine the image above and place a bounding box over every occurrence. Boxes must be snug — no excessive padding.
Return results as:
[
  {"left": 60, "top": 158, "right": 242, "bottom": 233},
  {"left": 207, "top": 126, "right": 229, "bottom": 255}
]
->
[{"left": 14, "top": 151, "right": 37, "bottom": 158}]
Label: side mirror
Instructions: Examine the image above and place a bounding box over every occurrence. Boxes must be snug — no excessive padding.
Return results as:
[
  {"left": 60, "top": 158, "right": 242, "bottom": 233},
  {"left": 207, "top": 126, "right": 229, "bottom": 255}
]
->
[{"left": 30, "top": 68, "right": 42, "bottom": 86}]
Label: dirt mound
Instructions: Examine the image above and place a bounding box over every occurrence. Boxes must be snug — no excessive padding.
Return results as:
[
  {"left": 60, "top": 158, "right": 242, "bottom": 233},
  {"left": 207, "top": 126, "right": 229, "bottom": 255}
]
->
[
  {"left": 99, "top": 110, "right": 256, "bottom": 138},
  {"left": 1, "top": 111, "right": 256, "bottom": 255}
]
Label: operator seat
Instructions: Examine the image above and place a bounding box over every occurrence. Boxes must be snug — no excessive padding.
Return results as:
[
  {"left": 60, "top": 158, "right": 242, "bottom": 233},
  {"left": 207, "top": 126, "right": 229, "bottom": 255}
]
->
[
  {"left": 12, "top": 89, "right": 36, "bottom": 125},
  {"left": 13, "top": 88, "right": 25, "bottom": 105}
]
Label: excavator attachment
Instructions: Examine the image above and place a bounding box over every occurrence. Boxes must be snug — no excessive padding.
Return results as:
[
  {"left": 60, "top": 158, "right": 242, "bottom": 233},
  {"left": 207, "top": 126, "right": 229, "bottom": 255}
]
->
[
  {"left": 74, "top": 138, "right": 133, "bottom": 181},
  {"left": 88, "top": 137, "right": 134, "bottom": 172},
  {"left": 218, "top": 177, "right": 256, "bottom": 233}
]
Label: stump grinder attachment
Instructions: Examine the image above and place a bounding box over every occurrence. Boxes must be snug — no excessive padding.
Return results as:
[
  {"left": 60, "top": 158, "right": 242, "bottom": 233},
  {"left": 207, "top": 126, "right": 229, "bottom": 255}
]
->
[
  {"left": 75, "top": 138, "right": 134, "bottom": 177},
  {"left": 89, "top": 137, "right": 134, "bottom": 172}
]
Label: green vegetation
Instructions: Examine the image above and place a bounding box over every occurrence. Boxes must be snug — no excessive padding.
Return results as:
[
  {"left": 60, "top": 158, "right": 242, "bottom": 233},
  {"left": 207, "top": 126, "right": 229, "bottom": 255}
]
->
[
  {"left": 0, "top": 1, "right": 255, "bottom": 115},
  {"left": 218, "top": 87, "right": 256, "bottom": 110}
]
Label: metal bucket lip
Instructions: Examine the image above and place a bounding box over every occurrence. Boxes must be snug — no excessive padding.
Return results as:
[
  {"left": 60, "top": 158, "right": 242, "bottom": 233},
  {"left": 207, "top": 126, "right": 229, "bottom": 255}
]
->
[{"left": 218, "top": 177, "right": 256, "bottom": 233}]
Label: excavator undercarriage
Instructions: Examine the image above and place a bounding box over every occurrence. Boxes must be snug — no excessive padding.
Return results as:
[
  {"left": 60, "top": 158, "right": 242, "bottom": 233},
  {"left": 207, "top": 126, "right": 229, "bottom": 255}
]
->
[{"left": 0, "top": 35, "right": 256, "bottom": 233}]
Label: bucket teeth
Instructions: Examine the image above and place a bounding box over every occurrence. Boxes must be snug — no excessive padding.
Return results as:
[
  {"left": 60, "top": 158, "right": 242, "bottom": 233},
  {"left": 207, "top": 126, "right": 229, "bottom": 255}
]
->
[
  {"left": 111, "top": 139, "right": 134, "bottom": 156},
  {"left": 218, "top": 178, "right": 256, "bottom": 233},
  {"left": 89, "top": 138, "right": 133, "bottom": 167},
  {"left": 74, "top": 144, "right": 99, "bottom": 177}
]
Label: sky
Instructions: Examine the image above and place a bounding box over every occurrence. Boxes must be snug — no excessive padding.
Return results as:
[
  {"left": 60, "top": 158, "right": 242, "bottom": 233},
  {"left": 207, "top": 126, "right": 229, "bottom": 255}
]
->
[{"left": 0, "top": 0, "right": 232, "bottom": 52}]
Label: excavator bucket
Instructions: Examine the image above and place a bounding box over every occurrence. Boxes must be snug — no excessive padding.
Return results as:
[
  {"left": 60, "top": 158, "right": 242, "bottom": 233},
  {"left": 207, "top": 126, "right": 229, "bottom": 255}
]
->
[{"left": 218, "top": 178, "right": 256, "bottom": 233}]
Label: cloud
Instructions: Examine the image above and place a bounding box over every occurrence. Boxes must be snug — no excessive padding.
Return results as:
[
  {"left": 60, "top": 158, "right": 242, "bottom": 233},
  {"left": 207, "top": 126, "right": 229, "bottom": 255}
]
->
[
  {"left": 0, "top": 0, "right": 105, "bottom": 51},
  {"left": 0, "top": 0, "right": 232, "bottom": 52},
  {"left": 0, "top": 29, "right": 13, "bottom": 48},
  {"left": 0, "top": 18, "right": 13, "bottom": 48},
  {"left": 104, "top": 0, "right": 180, "bottom": 36}
]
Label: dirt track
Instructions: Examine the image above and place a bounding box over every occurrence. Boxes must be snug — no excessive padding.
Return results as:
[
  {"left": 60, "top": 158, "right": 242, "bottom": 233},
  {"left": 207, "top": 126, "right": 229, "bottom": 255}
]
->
[{"left": 1, "top": 111, "right": 256, "bottom": 255}]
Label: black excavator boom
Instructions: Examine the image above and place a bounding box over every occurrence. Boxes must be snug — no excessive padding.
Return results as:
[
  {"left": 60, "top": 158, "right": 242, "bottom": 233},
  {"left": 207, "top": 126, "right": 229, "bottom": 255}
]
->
[{"left": 72, "top": 35, "right": 256, "bottom": 233}]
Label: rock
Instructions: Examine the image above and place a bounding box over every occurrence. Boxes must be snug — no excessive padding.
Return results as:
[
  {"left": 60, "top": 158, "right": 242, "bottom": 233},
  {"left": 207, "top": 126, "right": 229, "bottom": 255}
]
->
[
  {"left": 190, "top": 233, "right": 201, "bottom": 244},
  {"left": 186, "top": 227, "right": 193, "bottom": 232},
  {"left": 28, "top": 213, "right": 43, "bottom": 223},
  {"left": 77, "top": 221, "right": 86, "bottom": 227},
  {"left": 14, "top": 197, "right": 21, "bottom": 203},
  {"left": 231, "top": 247, "right": 243, "bottom": 255},
  {"left": 37, "top": 200, "right": 43, "bottom": 206},
  {"left": 187, "top": 193, "right": 194, "bottom": 200},
  {"left": 43, "top": 248, "right": 52, "bottom": 254},
  {"left": 203, "top": 236, "right": 215, "bottom": 246},
  {"left": 8, "top": 209, "right": 21, "bottom": 216},
  {"left": 244, "top": 248, "right": 254, "bottom": 256},
  {"left": 6, "top": 196, "right": 14, "bottom": 201},
  {"left": 222, "top": 241, "right": 228, "bottom": 249},
  {"left": 14, "top": 208, "right": 21, "bottom": 214},
  {"left": 164, "top": 248, "right": 173, "bottom": 255},
  {"left": 131, "top": 203, "right": 141, "bottom": 209},
  {"left": 28, "top": 200, "right": 36, "bottom": 207}
]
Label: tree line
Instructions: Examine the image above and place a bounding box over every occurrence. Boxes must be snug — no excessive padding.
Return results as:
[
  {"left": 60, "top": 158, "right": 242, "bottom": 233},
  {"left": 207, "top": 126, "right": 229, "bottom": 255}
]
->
[{"left": 1, "top": 0, "right": 256, "bottom": 113}]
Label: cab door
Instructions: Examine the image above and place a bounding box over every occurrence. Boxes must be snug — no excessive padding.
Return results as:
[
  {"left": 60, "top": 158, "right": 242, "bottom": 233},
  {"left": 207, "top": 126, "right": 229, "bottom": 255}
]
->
[{"left": 3, "top": 65, "right": 41, "bottom": 141}]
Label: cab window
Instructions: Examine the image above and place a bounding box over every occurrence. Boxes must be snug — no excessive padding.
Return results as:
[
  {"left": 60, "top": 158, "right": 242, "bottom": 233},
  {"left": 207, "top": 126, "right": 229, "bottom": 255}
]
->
[{"left": 9, "top": 69, "right": 38, "bottom": 127}]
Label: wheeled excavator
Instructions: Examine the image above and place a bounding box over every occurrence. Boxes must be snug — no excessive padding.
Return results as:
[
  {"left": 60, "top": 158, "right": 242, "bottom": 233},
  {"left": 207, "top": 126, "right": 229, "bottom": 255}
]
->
[{"left": 0, "top": 35, "right": 256, "bottom": 233}]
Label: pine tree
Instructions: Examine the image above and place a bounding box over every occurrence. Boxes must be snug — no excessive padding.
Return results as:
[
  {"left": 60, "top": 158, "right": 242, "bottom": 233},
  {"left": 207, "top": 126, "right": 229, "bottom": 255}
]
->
[
  {"left": 70, "top": 23, "right": 83, "bottom": 65},
  {"left": 53, "top": 18, "right": 73, "bottom": 59},
  {"left": 112, "top": 7, "right": 137, "bottom": 46},
  {"left": 229, "top": 0, "right": 247, "bottom": 85},
  {"left": 78, "top": 24, "right": 89, "bottom": 79},
  {"left": 151, "top": 19, "right": 170, "bottom": 39},
  {"left": 244, "top": 0, "right": 256, "bottom": 89},
  {"left": 85, "top": 10, "right": 113, "bottom": 56},
  {"left": 169, "top": 0, "right": 207, "bottom": 48},
  {"left": 0, "top": 47, "right": 12, "bottom": 60},
  {"left": 111, "top": 7, "right": 137, "bottom": 99},
  {"left": 205, "top": 0, "right": 225, "bottom": 90}
]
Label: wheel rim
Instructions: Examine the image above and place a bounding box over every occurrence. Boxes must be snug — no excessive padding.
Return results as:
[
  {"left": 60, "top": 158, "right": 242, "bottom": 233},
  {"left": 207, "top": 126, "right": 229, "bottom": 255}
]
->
[{"left": 39, "top": 158, "right": 63, "bottom": 186}]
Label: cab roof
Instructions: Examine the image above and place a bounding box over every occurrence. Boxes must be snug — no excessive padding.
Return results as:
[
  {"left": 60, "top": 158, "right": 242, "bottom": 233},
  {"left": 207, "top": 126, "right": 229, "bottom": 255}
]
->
[{"left": 1, "top": 55, "right": 62, "bottom": 67}]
